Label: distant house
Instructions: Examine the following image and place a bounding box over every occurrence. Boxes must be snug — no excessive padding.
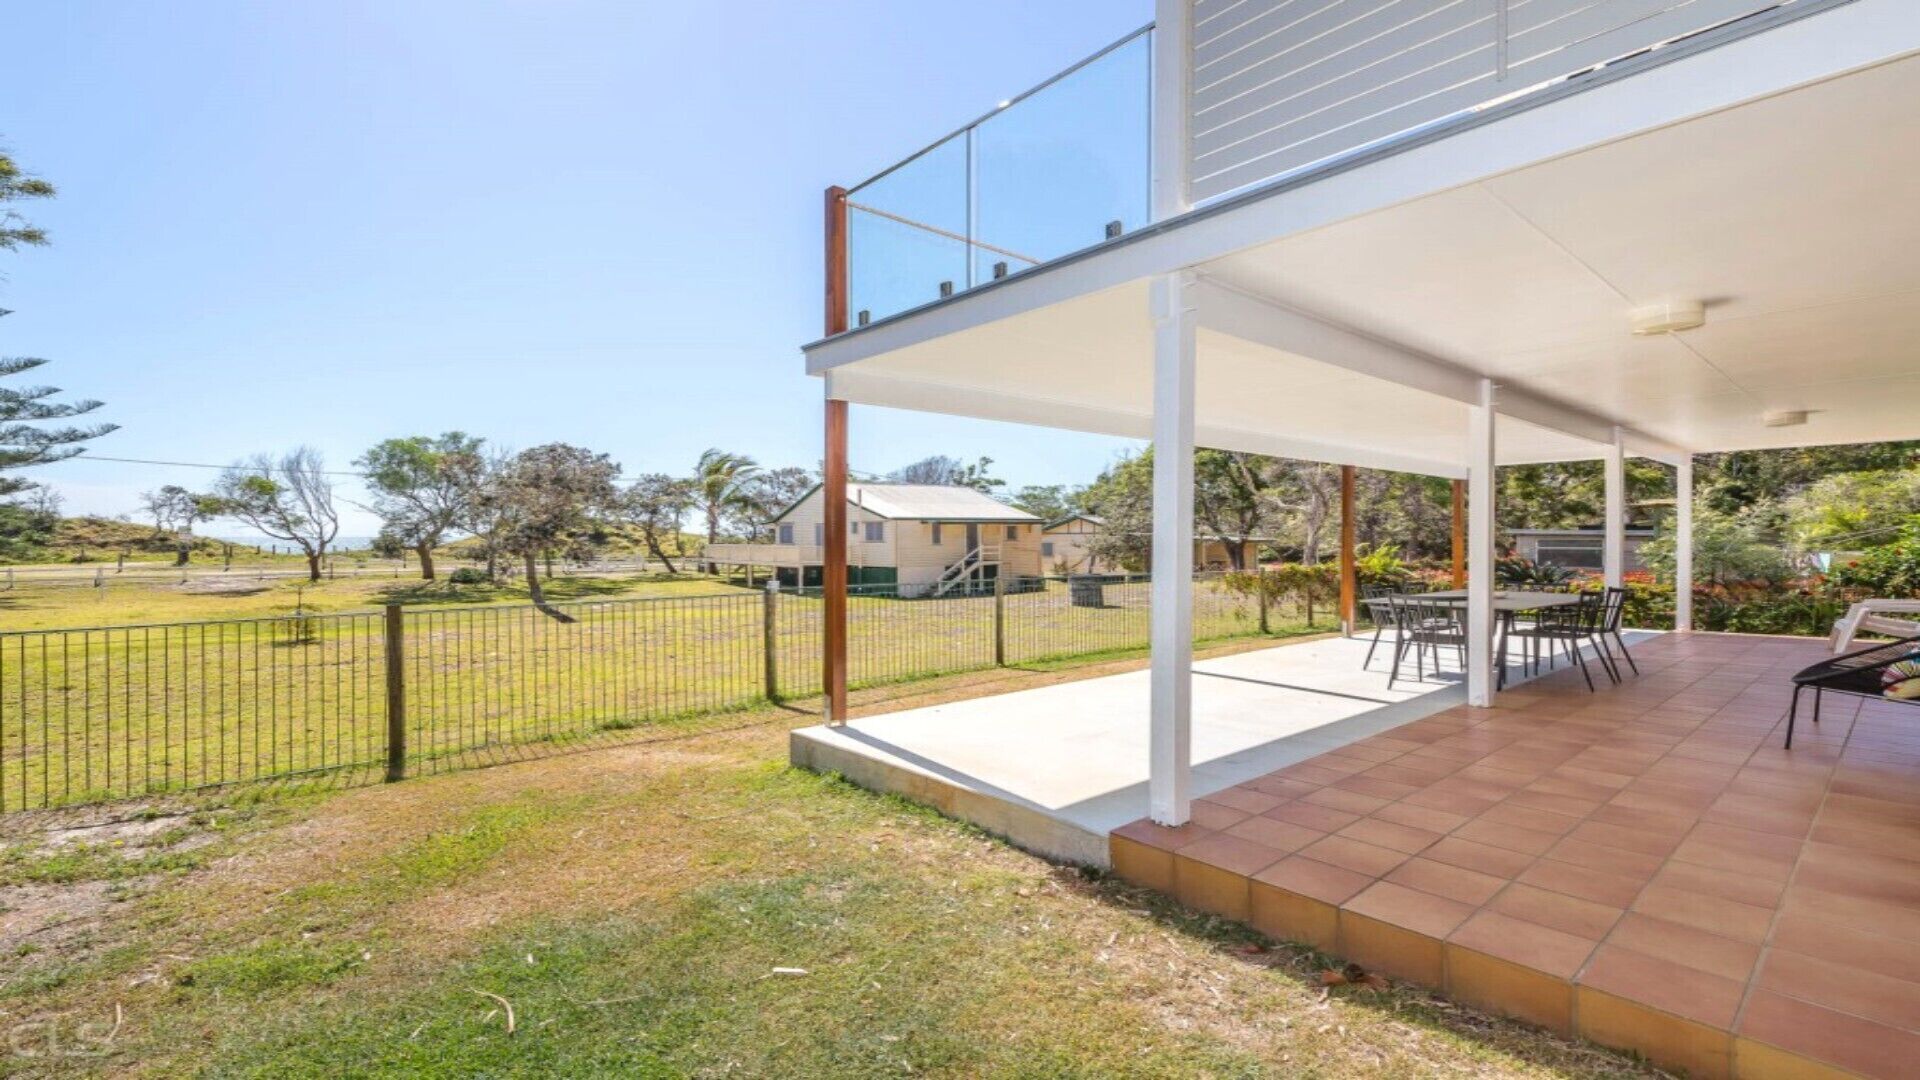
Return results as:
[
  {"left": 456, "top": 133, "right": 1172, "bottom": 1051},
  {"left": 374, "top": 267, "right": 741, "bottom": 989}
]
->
[
  {"left": 702, "top": 483, "right": 1042, "bottom": 596},
  {"left": 1040, "top": 513, "right": 1264, "bottom": 574},
  {"left": 1509, "top": 527, "right": 1655, "bottom": 572}
]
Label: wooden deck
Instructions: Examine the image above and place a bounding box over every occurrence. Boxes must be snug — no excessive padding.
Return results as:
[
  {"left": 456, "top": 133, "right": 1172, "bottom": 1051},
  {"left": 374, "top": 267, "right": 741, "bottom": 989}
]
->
[{"left": 1111, "top": 632, "right": 1920, "bottom": 1078}]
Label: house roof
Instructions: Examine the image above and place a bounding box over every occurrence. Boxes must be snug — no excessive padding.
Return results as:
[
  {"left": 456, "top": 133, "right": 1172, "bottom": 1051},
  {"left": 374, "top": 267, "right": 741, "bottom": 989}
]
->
[
  {"left": 769, "top": 483, "right": 1040, "bottom": 524},
  {"left": 1042, "top": 513, "right": 1105, "bottom": 531}
]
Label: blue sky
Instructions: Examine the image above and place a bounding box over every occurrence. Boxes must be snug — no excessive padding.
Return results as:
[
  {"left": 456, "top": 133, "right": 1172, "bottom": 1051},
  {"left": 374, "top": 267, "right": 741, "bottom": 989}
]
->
[{"left": 1, "top": 0, "right": 1150, "bottom": 537}]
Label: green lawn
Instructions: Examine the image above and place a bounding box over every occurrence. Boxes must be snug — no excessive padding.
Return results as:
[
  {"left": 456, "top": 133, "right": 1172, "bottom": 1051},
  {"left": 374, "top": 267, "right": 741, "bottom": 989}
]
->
[{"left": 0, "top": 677, "right": 1652, "bottom": 1078}]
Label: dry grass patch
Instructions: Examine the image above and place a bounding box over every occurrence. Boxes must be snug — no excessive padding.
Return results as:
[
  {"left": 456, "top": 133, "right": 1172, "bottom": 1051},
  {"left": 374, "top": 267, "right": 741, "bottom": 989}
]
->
[{"left": 0, "top": 664, "right": 1653, "bottom": 1078}]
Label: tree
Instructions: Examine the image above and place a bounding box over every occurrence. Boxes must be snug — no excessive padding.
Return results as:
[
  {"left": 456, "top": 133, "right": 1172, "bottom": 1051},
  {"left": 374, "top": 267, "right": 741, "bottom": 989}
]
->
[
  {"left": 0, "top": 354, "right": 117, "bottom": 499},
  {"left": 1009, "top": 483, "right": 1081, "bottom": 523},
  {"left": 1697, "top": 442, "right": 1920, "bottom": 515},
  {"left": 618, "top": 474, "right": 694, "bottom": 573},
  {"left": 0, "top": 150, "right": 114, "bottom": 543},
  {"left": 1193, "top": 450, "right": 1279, "bottom": 570},
  {"left": 1259, "top": 459, "right": 1340, "bottom": 564},
  {"left": 356, "top": 432, "right": 485, "bottom": 581},
  {"left": 459, "top": 446, "right": 516, "bottom": 583},
  {"left": 1640, "top": 505, "right": 1795, "bottom": 588},
  {"left": 138, "top": 484, "right": 216, "bottom": 566},
  {"left": 737, "top": 465, "right": 812, "bottom": 536},
  {"left": 1080, "top": 451, "right": 1153, "bottom": 570},
  {"left": 0, "top": 484, "right": 60, "bottom": 562},
  {"left": 210, "top": 448, "right": 341, "bottom": 581},
  {"left": 692, "top": 447, "right": 759, "bottom": 545},
  {"left": 889, "top": 454, "right": 1004, "bottom": 492},
  {"left": 1781, "top": 469, "right": 1920, "bottom": 552},
  {"left": 1, "top": 151, "right": 56, "bottom": 253},
  {"left": 482, "top": 443, "right": 619, "bottom": 620}
]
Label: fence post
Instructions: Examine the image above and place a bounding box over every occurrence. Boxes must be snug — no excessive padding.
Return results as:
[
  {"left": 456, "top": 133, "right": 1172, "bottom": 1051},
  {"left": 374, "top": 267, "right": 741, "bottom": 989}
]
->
[
  {"left": 384, "top": 604, "right": 407, "bottom": 782},
  {"left": 762, "top": 579, "right": 780, "bottom": 703},
  {"left": 993, "top": 570, "right": 1007, "bottom": 666},
  {"left": 1257, "top": 567, "right": 1270, "bottom": 634}
]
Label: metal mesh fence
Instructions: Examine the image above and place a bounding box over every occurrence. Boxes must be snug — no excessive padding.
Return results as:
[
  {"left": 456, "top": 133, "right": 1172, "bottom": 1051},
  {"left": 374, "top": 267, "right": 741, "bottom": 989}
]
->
[
  {"left": 1, "top": 572, "right": 1330, "bottom": 811},
  {"left": 0, "top": 613, "right": 386, "bottom": 812}
]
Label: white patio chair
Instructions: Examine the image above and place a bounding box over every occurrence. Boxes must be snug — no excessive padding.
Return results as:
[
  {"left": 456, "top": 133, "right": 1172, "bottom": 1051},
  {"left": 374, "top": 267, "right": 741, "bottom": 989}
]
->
[{"left": 1829, "top": 599, "right": 1920, "bottom": 653}]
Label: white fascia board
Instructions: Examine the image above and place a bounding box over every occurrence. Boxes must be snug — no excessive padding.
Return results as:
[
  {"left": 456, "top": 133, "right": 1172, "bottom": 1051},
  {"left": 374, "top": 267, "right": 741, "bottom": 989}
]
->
[
  {"left": 824, "top": 368, "right": 1466, "bottom": 478},
  {"left": 804, "top": 0, "right": 1913, "bottom": 376}
]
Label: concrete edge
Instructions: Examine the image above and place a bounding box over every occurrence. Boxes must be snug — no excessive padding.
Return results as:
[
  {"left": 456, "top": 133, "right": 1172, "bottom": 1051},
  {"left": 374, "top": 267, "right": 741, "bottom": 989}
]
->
[{"left": 790, "top": 726, "right": 1111, "bottom": 868}]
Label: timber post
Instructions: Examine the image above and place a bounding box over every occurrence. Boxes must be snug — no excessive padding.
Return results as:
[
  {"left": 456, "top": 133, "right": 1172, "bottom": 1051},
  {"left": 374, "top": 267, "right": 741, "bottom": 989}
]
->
[
  {"left": 763, "top": 579, "right": 780, "bottom": 703},
  {"left": 1338, "top": 465, "right": 1357, "bottom": 634},
  {"left": 1451, "top": 479, "right": 1467, "bottom": 588},
  {"left": 383, "top": 604, "right": 406, "bottom": 782},
  {"left": 822, "top": 185, "right": 851, "bottom": 724}
]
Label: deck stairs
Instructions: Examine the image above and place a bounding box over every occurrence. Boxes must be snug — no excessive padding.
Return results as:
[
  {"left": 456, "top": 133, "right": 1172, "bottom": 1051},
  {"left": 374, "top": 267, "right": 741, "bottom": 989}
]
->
[{"left": 932, "top": 545, "right": 999, "bottom": 597}]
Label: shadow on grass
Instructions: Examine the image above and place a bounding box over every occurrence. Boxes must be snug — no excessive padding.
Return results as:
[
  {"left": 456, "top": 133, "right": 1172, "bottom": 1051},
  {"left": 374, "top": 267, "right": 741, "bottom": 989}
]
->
[
  {"left": 829, "top": 779, "right": 1650, "bottom": 1078},
  {"left": 374, "top": 575, "right": 637, "bottom": 608}
]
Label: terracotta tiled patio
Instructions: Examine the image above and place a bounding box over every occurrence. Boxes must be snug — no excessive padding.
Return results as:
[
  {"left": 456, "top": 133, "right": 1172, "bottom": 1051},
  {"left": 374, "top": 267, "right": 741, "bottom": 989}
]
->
[{"left": 1111, "top": 632, "right": 1920, "bottom": 1079}]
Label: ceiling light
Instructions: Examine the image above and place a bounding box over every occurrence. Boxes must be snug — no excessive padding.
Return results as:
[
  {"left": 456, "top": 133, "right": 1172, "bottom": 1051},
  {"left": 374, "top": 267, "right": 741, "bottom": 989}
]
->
[
  {"left": 1763, "top": 409, "right": 1809, "bottom": 428},
  {"left": 1629, "top": 300, "right": 1706, "bottom": 335}
]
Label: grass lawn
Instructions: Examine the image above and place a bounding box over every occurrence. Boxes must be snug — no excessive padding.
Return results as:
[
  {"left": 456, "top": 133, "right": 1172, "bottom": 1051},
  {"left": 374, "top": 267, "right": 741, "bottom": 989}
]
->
[
  {"left": 0, "top": 658, "right": 1650, "bottom": 1078},
  {"left": 1, "top": 574, "right": 1331, "bottom": 812},
  {"left": 0, "top": 571, "right": 738, "bottom": 633}
]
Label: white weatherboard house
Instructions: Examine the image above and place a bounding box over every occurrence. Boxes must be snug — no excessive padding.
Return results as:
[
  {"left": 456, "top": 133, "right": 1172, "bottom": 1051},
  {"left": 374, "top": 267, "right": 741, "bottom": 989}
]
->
[
  {"left": 703, "top": 482, "right": 1041, "bottom": 595},
  {"left": 797, "top": 4, "right": 1920, "bottom": 1074}
]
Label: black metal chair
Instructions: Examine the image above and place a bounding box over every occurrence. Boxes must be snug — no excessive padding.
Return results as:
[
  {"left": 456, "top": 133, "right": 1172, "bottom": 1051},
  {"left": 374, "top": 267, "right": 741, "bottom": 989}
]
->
[
  {"left": 1784, "top": 635, "right": 1920, "bottom": 748},
  {"left": 1387, "top": 597, "right": 1465, "bottom": 688},
  {"left": 1596, "top": 586, "right": 1639, "bottom": 676},
  {"left": 1361, "top": 591, "right": 1397, "bottom": 670},
  {"left": 1508, "top": 593, "right": 1615, "bottom": 691}
]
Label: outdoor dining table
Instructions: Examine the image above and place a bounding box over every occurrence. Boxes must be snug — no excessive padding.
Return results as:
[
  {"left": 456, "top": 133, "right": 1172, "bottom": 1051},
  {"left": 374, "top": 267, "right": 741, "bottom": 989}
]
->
[{"left": 1411, "top": 589, "right": 1586, "bottom": 687}]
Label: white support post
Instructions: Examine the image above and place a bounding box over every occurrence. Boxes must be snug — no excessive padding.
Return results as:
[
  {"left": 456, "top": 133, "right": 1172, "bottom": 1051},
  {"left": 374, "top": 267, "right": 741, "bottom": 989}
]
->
[
  {"left": 1675, "top": 455, "right": 1694, "bottom": 632},
  {"left": 1603, "top": 428, "right": 1626, "bottom": 590},
  {"left": 1466, "top": 379, "right": 1497, "bottom": 707},
  {"left": 1149, "top": 270, "right": 1196, "bottom": 826},
  {"left": 1150, "top": 0, "right": 1191, "bottom": 222}
]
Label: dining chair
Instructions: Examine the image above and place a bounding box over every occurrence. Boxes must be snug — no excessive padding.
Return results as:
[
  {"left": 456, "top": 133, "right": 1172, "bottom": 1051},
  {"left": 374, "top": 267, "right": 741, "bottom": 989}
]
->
[
  {"left": 1361, "top": 593, "right": 1397, "bottom": 670},
  {"left": 1510, "top": 593, "right": 1615, "bottom": 691},
  {"left": 1391, "top": 598, "right": 1466, "bottom": 687},
  {"left": 1597, "top": 586, "right": 1638, "bottom": 675}
]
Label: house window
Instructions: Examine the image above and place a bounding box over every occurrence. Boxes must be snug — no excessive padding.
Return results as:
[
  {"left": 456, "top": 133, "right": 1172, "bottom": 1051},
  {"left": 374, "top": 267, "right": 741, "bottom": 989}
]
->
[
  {"left": 813, "top": 523, "right": 823, "bottom": 546},
  {"left": 1006, "top": 525, "right": 1019, "bottom": 540},
  {"left": 1042, "top": 541, "right": 1055, "bottom": 557},
  {"left": 864, "top": 521, "right": 884, "bottom": 542},
  {"left": 931, "top": 523, "right": 943, "bottom": 545},
  {"left": 777, "top": 523, "right": 794, "bottom": 544},
  {"left": 1536, "top": 541, "right": 1604, "bottom": 569}
]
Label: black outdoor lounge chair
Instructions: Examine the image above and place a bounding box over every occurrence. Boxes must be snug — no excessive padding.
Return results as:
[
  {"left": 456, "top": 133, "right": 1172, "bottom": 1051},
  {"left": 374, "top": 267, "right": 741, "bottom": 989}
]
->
[{"left": 1784, "top": 635, "right": 1920, "bottom": 748}]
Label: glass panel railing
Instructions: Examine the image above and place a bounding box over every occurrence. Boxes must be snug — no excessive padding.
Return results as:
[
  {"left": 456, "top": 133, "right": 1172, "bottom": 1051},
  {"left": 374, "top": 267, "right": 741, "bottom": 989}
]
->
[
  {"left": 844, "top": 25, "right": 1151, "bottom": 327},
  {"left": 971, "top": 30, "right": 1150, "bottom": 289},
  {"left": 846, "top": 131, "right": 969, "bottom": 330}
]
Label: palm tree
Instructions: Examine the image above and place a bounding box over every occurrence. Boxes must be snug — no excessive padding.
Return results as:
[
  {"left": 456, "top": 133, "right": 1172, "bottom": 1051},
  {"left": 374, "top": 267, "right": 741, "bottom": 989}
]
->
[{"left": 693, "top": 449, "right": 760, "bottom": 568}]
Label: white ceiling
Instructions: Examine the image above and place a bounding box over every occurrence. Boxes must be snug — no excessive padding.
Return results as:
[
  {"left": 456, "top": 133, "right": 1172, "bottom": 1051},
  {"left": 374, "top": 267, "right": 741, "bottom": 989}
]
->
[
  {"left": 835, "top": 48, "right": 1920, "bottom": 472},
  {"left": 1205, "top": 49, "right": 1920, "bottom": 457}
]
